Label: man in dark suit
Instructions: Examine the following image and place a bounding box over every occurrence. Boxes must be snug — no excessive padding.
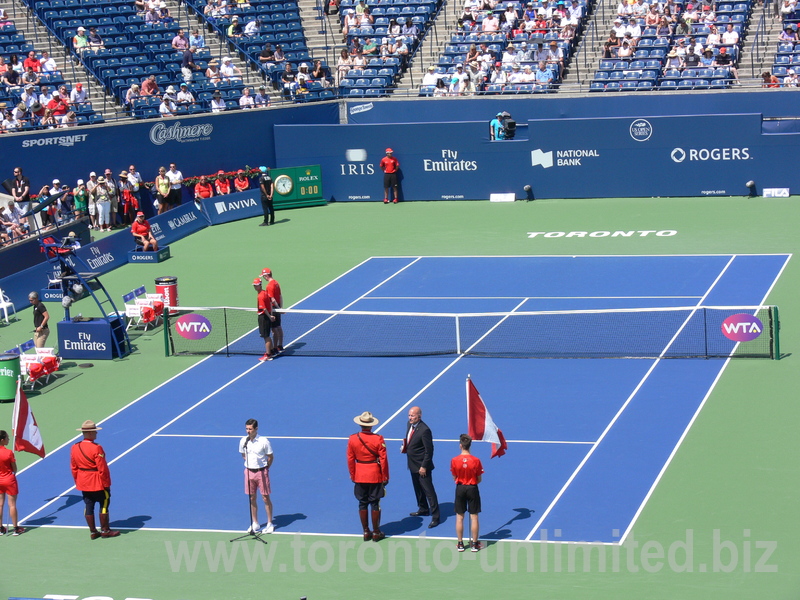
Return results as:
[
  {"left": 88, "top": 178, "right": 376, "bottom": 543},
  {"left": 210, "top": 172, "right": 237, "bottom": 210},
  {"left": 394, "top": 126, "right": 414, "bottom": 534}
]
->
[{"left": 402, "top": 406, "right": 440, "bottom": 528}]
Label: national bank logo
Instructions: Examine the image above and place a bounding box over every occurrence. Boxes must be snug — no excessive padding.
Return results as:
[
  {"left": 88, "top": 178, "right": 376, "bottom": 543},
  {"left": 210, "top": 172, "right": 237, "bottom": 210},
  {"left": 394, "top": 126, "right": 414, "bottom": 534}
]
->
[
  {"left": 531, "top": 149, "right": 554, "bottom": 169},
  {"left": 720, "top": 314, "right": 763, "bottom": 342},
  {"left": 175, "top": 314, "right": 212, "bottom": 340}
]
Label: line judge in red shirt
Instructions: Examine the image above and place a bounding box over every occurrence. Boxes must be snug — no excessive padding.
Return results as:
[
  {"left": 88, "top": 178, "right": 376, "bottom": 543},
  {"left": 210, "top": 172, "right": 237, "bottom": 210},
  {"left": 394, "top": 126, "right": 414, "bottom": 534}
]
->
[
  {"left": 131, "top": 211, "right": 158, "bottom": 251},
  {"left": 254, "top": 277, "right": 275, "bottom": 361},
  {"left": 70, "top": 420, "right": 120, "bottom": 539},
  {"left": 379, "top": 147, "right": 400, "bottom": 204},
  {"left": 450, "top": 433, "right": 484, "bottom": 552},
  {"left": 347, "top": 411, "right": 389, "bottom": 541},
  {"left": 262, "top": 267, "right": 283, "bottom": 354}
]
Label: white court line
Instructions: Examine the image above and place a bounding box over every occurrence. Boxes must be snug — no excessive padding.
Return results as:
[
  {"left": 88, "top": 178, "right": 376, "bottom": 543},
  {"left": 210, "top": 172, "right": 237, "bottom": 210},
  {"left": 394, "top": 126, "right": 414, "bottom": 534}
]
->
[
  {"left": 368, "top": 253, "right": 789, "bottom": 258},
  {"left": 618, "top": 252, "right": 793, "bottom": 544},
  {"left": 19, "top": 256, "right": 423, "bottom": 525},
  {"left": 376, "top": 298, "right": 531, "bottom": 433},
  {"left": 523, "top": 254, "right": 738, "bottom": 542},
  {"left": 362, "top": 295, "right": 704, "bottom": 300},
  {"left": 154, "top": 434, "right": 595, "bottom": 444}
]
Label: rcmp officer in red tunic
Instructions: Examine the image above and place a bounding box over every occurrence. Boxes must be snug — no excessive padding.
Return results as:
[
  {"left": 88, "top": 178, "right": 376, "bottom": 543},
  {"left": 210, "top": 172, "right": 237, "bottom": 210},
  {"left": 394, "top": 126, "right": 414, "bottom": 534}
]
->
[
  {"left": 70, "top": 420, "right": 120, "bottom": 539},
  {"left": 347, "top": 412, "right": 389, "bottom": 541}
]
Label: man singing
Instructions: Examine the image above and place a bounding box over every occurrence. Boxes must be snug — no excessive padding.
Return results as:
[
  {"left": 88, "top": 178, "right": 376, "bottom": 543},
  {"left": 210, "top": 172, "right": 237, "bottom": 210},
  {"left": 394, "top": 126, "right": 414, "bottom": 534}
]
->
[{"left": 239, "top": 418, "right": 274, "bottom": 534}]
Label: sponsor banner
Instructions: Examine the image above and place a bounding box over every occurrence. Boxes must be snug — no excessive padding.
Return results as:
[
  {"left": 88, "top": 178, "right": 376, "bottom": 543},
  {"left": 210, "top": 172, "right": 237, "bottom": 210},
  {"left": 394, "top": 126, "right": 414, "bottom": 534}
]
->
[
  {"left": 148, "top": 201, "right": 209, "bottom": 245},
  {"left": 128, "top": 247, "right": 172, "bottom": 263},
  {"left": 57, "top": 317, "right": 124, "bottom": 359},
  {"left": 277, "top": 113, "right": 800, "bottom": 200},
  {"left": 763, "top": 188, "right": 790, "bottom": 198},
  {"left": 200, "top": 189, "right": 262, "bottom": 225}
]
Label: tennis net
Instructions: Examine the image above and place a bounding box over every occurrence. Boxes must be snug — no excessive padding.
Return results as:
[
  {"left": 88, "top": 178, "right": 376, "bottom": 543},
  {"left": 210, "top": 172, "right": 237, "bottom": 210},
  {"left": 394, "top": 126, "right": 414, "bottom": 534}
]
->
[{"left": 165, "top": 305, "right": 780, "bottom": 359}]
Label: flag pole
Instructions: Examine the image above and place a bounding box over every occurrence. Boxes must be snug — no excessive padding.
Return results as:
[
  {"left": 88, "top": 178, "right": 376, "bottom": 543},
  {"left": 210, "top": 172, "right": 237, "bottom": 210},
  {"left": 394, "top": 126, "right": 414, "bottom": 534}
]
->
[{"left": 465, "top": 374, "right": 470, "bottom": 433}]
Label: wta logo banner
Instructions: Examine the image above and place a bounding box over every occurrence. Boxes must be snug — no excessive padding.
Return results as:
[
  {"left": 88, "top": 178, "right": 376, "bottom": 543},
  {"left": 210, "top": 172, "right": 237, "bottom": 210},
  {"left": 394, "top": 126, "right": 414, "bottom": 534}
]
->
[
  {"left": 175, "top": 314, "right": 212, "bottom": 340},
  {"left": 720, "top": 314, "right": 763, "bottom": 342}
]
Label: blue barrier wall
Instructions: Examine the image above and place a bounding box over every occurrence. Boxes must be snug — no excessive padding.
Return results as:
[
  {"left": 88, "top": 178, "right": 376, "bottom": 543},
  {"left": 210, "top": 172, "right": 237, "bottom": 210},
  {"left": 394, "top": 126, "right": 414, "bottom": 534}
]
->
[
  {"left": 275, "top": 113, "right": 800, "bottom": 200},
  {"left": 1, "top": 103, "right": 338, "bottom": 193},
  {"left": 345, "top": 90, "right": 800, "bottom": 124}
]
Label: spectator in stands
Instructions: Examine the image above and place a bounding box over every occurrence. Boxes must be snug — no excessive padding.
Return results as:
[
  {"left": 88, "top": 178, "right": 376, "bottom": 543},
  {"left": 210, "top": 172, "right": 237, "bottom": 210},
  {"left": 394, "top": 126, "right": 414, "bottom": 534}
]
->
[
  {"left": 501, "top": 4, "right": 518, "bottom": 32},
  {"left": 244, "top": 17, "right": 261, "bottom": 37},
  {"left": 761, "top": 71, "right": 780, "bottom": 87},
  {"left": 616, "top": 1, "right": 631, "bottom": 18},
  {"left": 533, "top": 42, "right": 549, "bottom": 63},
  {"left": 125, "top": 83, "right": 141, "bottom": 108},
  {"left": 132, "top": 212, "right": 158, "bottom": 251},
  {"left": 2, "top": 67, "right": 20, "bottom": 90},
  {"left": 0, "top": 57, "right": 7, "bottom": 75},
  {"left": 605, "top": 30, "right": 621, "bottom": 57},
  {"left": 547, "top": 40, "right": 564, "bottom": 72},
  {"left": 145, "top": 7, "right": 159, "bottom": 24},
  {"left": 206, "top": 60, "right": 222, "bottom": 86},
  {"left": 358, "top": 7, "right": 374, "bottom": 26},
  {"left": 220, "top": 57, "right": 243, "bottom": 81},
  {"left": 60, "top": 110, "right": 77, "bottom": 128},
  {"left": 567, "top": 0, "right": 583, "bottom": 24},
  {"left": 215, "top": 170, "right": 231, "bottom": 195},
  {"left": 506, "top": 63, "right": 522, "bottom": 84},
  {"left": 159, "top": 96, "right": 176, "bottom": 118},
  {"left": 785, "top": 68, "right": 799, "bottom": 87},
  {"left": 177, "top": 83, "right": 195, "bottom": 106},
  {"left": 194, "top": 175, "right": 214, "bottom": 200},
  {"left": 38, "top": 52, "right": 56, "bottom": 75},
  {"left": 402, "top": 18, "right": 419, "bottom": 39},
  {"left": 181, "top": 46, "right": 200, "bottom": 83},
  {"left": 489, "top": 62, "right": 507, "bottom": 85},
  {"left": 700, "top": 46, "right": 715, "bottom": 67},
  {"left": 47, "top": 92, "right": 69, "bottom": 117},
  {"left": 611, "top": 18, "right": 625, "bottom": 38},
  {"left": 210, "top": 90, "right": 226, "bottom": 112},
  {"left": 502, "top": 44, "right": 517, "bottom": 64},
  {"left": 22, "top": 67, "right": 40, "bottom": 87},
  {"left": 70, "top": 83, "right": 87, "bottom": 105},
  {"left": 281, "top": 63, "right": 297, "bottom": 99},
  {"left": 254, "top": 85, "right": 270, "bottom": 106},
  {"left": 171, "top": 30, "right": 188, "bottom": 52},
  {"left": 645, "top": 3, "right": 659, "bottom": 26},
  {"left": 779, "top": 0, "right": 797, "bottom": 17},
  {"left": 625, "top": 19, "right": 641, "bottom": 42},
  {"left": 704, "top": 24, "right": 721, "bottom": 46},
  {"left": 8, "top": 55, "right": 21, "bottom": 74},
  {"left": 337, "top": 48, "right": 352, "bottom": 85},
  {"left": 238, "top": 87, "right": 254, "bottom": 109},
  {"left": 699, "top": 5, "right": 716, "bottom": 24},
  {"left": 657, "top": 17, "right": 673, "bottom": 37},
  {"left": 23, "top": 51, "right": 41, "bottom": 73},
  {"left": 0, "top": 9, "right": 11, "bottom": 26},
  {"left": 665, "top": 48, "right": 682, "bottom": 70},
  {"left": 72, "top": 179, "right": 88, "bottom": 220},
  {"left": 713, "top": 47, "right": 738, "bottom": 81},
  {"left": 87, "top": 27, "right": 104, "bottom": 49},
  {"left": 21, "top": 85, "right": 37, "bottom": 108},
  {"left": 721, "top": 23, "right": 739, "bottom": 45},
  {"left": 0, "top": 107, "right": 18, "bottom": 132},
  {"left": 560, "top": 21, "right": 575, "bottom": 40},
  {"left": 134, "top": 0, "right": 146, "bottom": 13},
  {"left": 297, "top": 63, "right": 311, "bottom": 89},
  {"left": 163, "top": 85, "right": 178, "bottom": 103},
  {"left": 519, "top": 64, "right": 536, "bottom": 83},
  {"left": 422, "top": 65, "right": 440, "bottom": 87},
  {"left": 189, "top": 29, "right": 205, "bottom": 49},
  {"left": 687, "top": 36, "right": 704, "bottom": 57},
  {"left": 273, "top": 44, "right": 286, "bottom": 64},
  {"left": 40, "top": 108, "right": 57, "bottom": 128},
  {"left": 342, "top": 10, "right": 358, "bottom": 40},
  {"left": 683, "top": 47, "right": 700, "bottom": 68},
  {"left": 92, "top": 176, "right": 112, "bottom": 231},
  {"left": 532, "top": 10, "right": 548, "bottom": 34},
  {"left": 449, "top": 63, "right": 470, "bottom": 95},
  {"left": 159, "top": 2, "right": 174, "bottom": 24},
  {"left": 535, "top": 61, "right": 553, "bottom": 87},
  {"left": 392, "top": 36, "right": 409, "bottom": 71},
  {"left": 673, "top": 16, "right": 689, "bottom": 36},
  {"left": 432, "top": 78, "right": 447, "bottom": 96},
  {"left": 141, "top": 74, "right": 161, "bottom": 96},
  {"left": 73, "top": 27, "right": 89, "bottom": 54},
  {"left": 515, "top": 42, "right": 531, "bottom": 63},
  {"left": 2, "top": 200, "right": 27, "bottom": 239},
  {"left": 228, "top": 15, "right": 243, "bottom": 38},
  {"left": 482, "top": 10, "right": 500, "bottom": 31},
  {"left": 780, "top": 24, "right": 798, "bottom": 44}
]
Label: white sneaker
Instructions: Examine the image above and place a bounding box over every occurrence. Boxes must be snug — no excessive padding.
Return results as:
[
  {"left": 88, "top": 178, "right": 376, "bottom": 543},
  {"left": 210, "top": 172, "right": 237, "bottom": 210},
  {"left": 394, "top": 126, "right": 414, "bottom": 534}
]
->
[
  {"left": 263, "top": 522, "right": 274, "bottom": 534},
  {"left": 248, "top": 521, "right": 261, "bottom": 533}
]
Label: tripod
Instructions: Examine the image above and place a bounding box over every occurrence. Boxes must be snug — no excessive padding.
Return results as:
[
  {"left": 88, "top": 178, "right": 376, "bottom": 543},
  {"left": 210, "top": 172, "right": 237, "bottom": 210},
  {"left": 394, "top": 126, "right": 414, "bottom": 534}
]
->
[{"left": 230, "top": 444, "right": 268, "bottom": 544}]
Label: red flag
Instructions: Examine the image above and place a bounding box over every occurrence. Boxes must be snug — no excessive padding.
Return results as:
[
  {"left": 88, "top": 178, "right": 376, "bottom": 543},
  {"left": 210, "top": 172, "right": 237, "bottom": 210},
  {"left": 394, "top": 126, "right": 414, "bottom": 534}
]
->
[
  {"left": 467, "top": 377, "right": 507, "bottom": 458},
  {"left": 12, "top": 380, "right": 46, "bottom": 458}
]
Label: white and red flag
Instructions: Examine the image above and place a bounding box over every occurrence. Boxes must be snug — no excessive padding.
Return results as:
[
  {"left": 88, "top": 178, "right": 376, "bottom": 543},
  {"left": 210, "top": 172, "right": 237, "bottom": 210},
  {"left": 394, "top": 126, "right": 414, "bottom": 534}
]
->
[
  {"left": 12, "top": 380, "right": 46, "bottom": 458},
  {"left": 466, "top": 376, "right": 507, "bottom": 458}
]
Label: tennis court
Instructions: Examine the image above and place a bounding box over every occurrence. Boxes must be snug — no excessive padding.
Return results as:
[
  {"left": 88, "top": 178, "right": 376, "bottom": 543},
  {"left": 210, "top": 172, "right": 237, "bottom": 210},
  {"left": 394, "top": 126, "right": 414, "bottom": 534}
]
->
[{"left": 14, "top": 253, "right": 789, "bottom": 545}]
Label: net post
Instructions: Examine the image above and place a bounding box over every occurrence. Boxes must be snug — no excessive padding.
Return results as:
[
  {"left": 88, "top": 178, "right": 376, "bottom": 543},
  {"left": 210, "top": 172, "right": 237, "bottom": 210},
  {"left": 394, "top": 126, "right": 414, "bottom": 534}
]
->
[
  {"left": 163, "top": 308, "right": 171, "bottom": 357},
  {"left": 772, "top": 305, "right": 780, "bottom": 360},
  {"left": 455, "top": 315, "right": 461, "bottom": 354}
]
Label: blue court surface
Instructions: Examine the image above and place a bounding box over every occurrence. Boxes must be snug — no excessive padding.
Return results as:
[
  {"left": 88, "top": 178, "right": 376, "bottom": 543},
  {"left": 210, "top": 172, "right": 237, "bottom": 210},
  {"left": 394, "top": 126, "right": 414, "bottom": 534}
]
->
[{"left": 17, "top": 254, "right": 790, "bottom": 544}]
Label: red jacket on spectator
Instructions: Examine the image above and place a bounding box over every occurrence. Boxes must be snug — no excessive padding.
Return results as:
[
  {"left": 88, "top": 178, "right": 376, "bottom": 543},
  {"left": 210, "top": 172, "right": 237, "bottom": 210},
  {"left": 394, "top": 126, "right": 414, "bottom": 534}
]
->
[
  {"left": 47, "top": 97, "right": 69, "bottom": 116},
  {"left": 23, "top": 57, "right": 41, "bottom": 72}
]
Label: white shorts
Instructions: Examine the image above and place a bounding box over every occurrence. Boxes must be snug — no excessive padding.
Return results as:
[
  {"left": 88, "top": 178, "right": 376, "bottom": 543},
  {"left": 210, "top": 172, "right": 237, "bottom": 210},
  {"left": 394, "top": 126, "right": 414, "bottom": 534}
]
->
[{"left": 88, "top": 203, "right": 96, "bottom": 215}]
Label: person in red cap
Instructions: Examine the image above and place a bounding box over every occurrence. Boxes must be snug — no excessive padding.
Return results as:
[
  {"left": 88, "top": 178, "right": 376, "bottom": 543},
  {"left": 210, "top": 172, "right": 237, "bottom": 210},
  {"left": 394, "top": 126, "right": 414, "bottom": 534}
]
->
[
  {"left": 234, "top": 169, "right": 250, "bottom": 193},
  {"left": 254, "top": 278, "right": 275, "bottom": 361},
  {"left": 215, "top": 170, "right": 231, "bottom": 195},
  {"left": 379, "top": 148, "right": 400, "bottom": 204},
  {"left": 262, "top": 268, "right": 283, "bottom": 353},
  {"left": 131, "top": 211, "right": 158, "bottom": 251},
  {"left": 70, "top": 420, "right": 120, "bottom": 539}
]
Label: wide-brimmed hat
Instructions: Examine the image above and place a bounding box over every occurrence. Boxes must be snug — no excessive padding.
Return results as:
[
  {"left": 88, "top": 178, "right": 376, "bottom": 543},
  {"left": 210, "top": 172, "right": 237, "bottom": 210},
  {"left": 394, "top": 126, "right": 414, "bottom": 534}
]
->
[
  {"left": 97, "top": 176, "right": 106, "bottom": 183},
  {"left": 354, "top": 411, "right": 379, "bottom": 427},
  {"left": 77, "top": 419, "right": 102, "bottom": 432}
]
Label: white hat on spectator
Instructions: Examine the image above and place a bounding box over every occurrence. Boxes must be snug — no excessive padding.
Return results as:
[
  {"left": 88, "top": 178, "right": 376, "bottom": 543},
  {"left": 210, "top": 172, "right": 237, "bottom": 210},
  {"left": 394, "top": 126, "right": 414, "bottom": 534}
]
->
[
  {"left": 78, "top": 26, "right": 86, "bottom": 32},
  {"left": 456, "top": 63, "right": 463, "bottom": 68},
  {"left": 90, "top": 171, "right": 97, "bottom": 177},
  {"left": 52, "top": 91, "right": 60, "bottom": 98},
  {"left": 52, "top": 179, "right": 60, "bottom": 186},
  {"left": 77, "top": 179, "right": 84, "bottom": 185},
  {"left": 790, "top": 69, "right": 796, "bottom": 74},
  {"left": 166, "top": 85, "right": 176, "bottom": 93},
  {"left": 223, "top": 56, "right": 231, "bottom": 62}
]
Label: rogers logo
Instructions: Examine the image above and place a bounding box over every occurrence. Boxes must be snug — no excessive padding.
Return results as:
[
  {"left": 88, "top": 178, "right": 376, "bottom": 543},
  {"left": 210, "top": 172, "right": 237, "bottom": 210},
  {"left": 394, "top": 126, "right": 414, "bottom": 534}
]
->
[
  {"left": 149, "top": 121, "right": 213, "bottom": 145},
  {"left": 671, "top": 147, "right": 751, "bottom": 163}
]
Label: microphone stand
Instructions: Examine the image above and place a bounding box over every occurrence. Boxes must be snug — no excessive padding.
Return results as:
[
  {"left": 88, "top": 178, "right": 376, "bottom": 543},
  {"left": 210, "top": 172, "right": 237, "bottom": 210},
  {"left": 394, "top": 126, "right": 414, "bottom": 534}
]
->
[{"left": 230, "top": 436, "right": 268, "bottom": 544}]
